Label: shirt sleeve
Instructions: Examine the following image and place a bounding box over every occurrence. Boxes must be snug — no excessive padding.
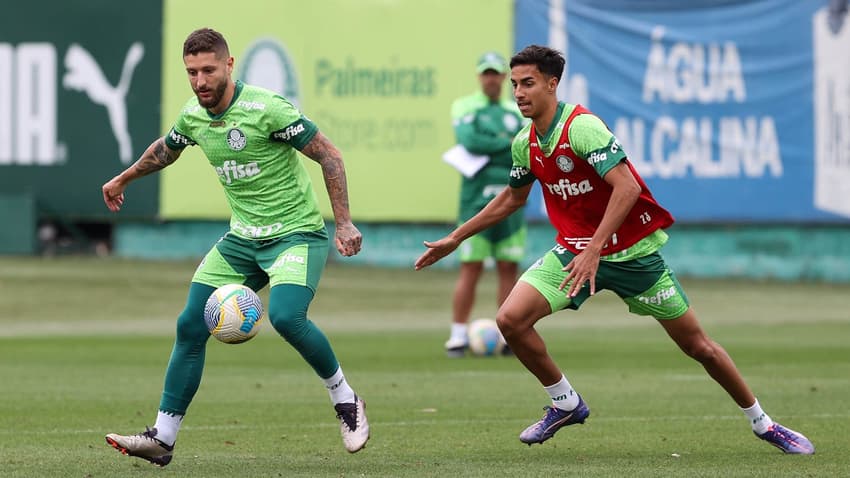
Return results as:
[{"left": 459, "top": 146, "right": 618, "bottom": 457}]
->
[
  {"left": 453, "top": 114, "right": 513, "bottom": 155},
  {"left": 450, "top": 96, "right": 512, "bottom": 155},
  {"left": 567, "top": 113, "right": 627, "bottom": 178},
  {"left": 267, "top": 96, "right": 318, "bottom": 150},
  {"left": 508, "top": 127, "right": 536, "bottom": 188},
  {"left": 164, "top": 107, "right": 196, "bottom": 150}
]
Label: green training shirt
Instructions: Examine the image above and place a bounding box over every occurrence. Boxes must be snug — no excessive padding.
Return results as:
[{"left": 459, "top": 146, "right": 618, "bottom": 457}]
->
[
  {"left": 165, "top": 81, "right": 325, "bottom": 240},
  {"left": 451, "top": 91, "right": 525, "bottom": 220},
  {"left": 509, "top": 102, "right": 667, "bottom": 261},
  {"left": 509, "top": 102, "right": 625, "bottom": 184}
]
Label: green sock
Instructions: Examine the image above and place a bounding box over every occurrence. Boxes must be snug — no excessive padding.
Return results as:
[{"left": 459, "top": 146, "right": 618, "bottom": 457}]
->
[
  {"left": 268, "top": 284, "right": 340, "bottom": 378},
  {"left": 159, "top": 282, "right": 215, "bottom": 415}
]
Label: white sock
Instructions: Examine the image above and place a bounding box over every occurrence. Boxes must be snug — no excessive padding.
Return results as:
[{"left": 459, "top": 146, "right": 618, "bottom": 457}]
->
[
  {"left": 742, "top": 399, "right": 774, "bottom": 434},
  {"left": 153, "top": 411, "right": 183, "bottom": 446},
  {"left": 544, "top": 375, "right": 580, "bottom": 411},
  {"left": 450, "top": 323, "right": 468, "bottom": 342},
  {"left": 323, "top": 366, "right": 356, "bottom": 405}
]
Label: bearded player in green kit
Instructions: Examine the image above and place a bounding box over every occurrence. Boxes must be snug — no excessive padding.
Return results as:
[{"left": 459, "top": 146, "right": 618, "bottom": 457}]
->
[{"left": 102, "top": 28, "right": 368, "bottom": 466}]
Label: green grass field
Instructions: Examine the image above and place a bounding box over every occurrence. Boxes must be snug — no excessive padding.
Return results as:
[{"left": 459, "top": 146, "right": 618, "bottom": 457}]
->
[{"left": 1, "top": 257, "right": 849, "bottom": 477}]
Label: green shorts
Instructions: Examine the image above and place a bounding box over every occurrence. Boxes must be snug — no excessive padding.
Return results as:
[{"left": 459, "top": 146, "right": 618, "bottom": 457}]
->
[
  {"left": 459, "top": 220, "right": 527, "bottom": 263},
  {"left": 520, "top": 245, "right": 690, "bottom": 319},
  {"left": 192, "top": 229, "right": 329, "bottom": 292}
]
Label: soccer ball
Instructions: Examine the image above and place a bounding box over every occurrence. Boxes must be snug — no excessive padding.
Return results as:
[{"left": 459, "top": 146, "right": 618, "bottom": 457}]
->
[
  {"left": 467, "top": 318, "right": 506, "bottom": 356},
  {"left": 204, "top": 284, "right": 264, "bottom": 344}
]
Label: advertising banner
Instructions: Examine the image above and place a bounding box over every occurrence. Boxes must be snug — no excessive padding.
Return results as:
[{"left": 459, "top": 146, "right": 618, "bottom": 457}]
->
[
  {"left": 160, "top": 0, "right": 514, "bottom": 221},
  {"left": 515, "top": 0, "right": 850, "bottom": 222},
  {"left": 0, "top": 0, "right": 162, "bottom": 219}
]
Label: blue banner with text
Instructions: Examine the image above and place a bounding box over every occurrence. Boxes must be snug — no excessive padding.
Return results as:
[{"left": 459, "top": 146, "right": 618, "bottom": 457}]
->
[{"left": 515, "top": 0, "right": 850, "bottom": 222}]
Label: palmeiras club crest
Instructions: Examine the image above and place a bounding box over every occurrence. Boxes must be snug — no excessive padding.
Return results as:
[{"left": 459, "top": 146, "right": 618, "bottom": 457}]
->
[
  {"left": 227, "top": 128, "right": 247, "bottom": 151},
  {"left": 556, "top": 155, "right": 574, "bottom": 173}
]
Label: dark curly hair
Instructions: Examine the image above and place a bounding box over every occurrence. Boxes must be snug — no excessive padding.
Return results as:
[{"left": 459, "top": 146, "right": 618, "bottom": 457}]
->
[
  {"left": 183, "top": 28, "right": 229, "bottom": 58},
  {"left": 510, "top": 45, "right": 565, "bottom": 81}
]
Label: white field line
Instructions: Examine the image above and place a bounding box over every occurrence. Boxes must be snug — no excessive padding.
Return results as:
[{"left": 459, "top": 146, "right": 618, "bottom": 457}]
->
[
  {"left": 0, "top": 315, "right": 655, "bottom": 338},
  {"left": 4, "top": 313, "right": 848, "bottom": 338}
]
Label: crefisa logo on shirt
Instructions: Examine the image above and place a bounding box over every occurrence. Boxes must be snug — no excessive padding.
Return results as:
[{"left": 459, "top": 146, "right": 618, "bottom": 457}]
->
[
  {"left": 273, "top": 123, "right": 306, "bottom": 142},
  {"left": 510, "top": 166, "right": 530, "bottom": 179},
  {"left": 226, "top": 128, "right": 247, "bottom": 151},
  {"left": 216, "top": 159, "right": 261, "bottom": 185}
]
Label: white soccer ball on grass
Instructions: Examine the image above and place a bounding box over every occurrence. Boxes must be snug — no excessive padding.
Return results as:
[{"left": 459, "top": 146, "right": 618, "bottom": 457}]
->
[
  {"left": 467, "top": 318, "right": 506, "bottom": 356},
  {"left": 204, "top": 284, "right": 264, "bottom": 344}
]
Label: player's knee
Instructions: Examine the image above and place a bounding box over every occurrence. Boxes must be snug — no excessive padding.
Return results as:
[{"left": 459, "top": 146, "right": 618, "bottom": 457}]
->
[
  {"left": 175, "top": 305, "right": 209, "bottom": 343},
  {"left": 496, "top": 310, "right": 523, "bottom": 339},
  {"left": 459, "top": 262, "right": 484, "bottom": 279},
  {"left": 268, "top": 308, "right": 308, "bottom": 343},
  {"left": 682, "top": 338, "right": 718, "bottom": 364},
  {"left": 496, "top": 261, "right": 519, "bottom": 276}
]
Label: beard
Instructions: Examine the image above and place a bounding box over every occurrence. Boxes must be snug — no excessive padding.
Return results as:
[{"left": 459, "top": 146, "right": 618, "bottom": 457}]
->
[{"left": 195, "top": 80, "right": 227, "bottom": 109}]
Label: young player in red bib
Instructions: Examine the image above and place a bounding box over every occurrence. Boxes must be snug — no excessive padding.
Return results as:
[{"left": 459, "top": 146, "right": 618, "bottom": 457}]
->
[{"left": 415, "top": 45, "right": 814, "bottom": 455}]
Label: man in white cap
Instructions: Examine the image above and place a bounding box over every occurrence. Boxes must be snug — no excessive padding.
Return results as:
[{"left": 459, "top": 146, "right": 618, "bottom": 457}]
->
[{"left": 443, "top": 52, "right": 527, "bottom": 357}]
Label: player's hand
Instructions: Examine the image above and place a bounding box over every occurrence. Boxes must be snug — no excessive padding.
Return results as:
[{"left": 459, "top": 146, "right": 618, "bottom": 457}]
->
[
  {"left": 560, "top": 247, "right": 601, "bottom": 297},
  {"left": 414, "top": 236, "right": 460, "bottom": 270},
  {"left": 335, "top": 222, "right": 362, "bottom": 257},
  {"left": 102, "top": 176, "right": 126, "bottom": 212}
]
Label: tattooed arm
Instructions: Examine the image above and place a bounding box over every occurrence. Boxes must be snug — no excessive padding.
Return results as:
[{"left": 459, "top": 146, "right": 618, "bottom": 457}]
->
[
  {"left": 300, "top": 131, "right": 362, "bottom": 257},
  {"left": 102, "top": 137, "right": 182, "bottom": 212}
]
